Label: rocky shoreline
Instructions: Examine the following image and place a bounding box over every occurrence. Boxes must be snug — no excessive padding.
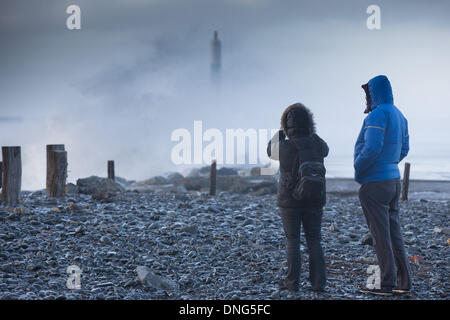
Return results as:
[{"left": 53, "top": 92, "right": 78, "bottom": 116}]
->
[{"left": 0, "top": 175, "right": 448, "bottom": 300}]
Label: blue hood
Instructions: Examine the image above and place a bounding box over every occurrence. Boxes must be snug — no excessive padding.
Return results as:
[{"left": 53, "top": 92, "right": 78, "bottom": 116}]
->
[
  {"left": 368, "top": 75, "right": 394, "bottom": 108},
  {"left": 354, "top": 74, "right": 409, "bottom": 184}
]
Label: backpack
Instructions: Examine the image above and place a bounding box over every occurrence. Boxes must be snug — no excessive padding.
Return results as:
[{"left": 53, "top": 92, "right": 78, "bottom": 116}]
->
[{"left": 291, "top": 146, "right": 326, "bottom": 207}]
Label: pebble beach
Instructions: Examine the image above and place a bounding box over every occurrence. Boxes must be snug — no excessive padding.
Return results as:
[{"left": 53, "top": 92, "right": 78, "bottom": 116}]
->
[{"left": 0, "top": 180, "right": 448, "bottom": 300}]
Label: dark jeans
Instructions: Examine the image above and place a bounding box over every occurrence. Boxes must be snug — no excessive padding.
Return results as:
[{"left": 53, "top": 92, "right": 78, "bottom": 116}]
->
[
  {"left": 279, "top": 207, "right": 326, "bottom": 291},
  {"left": 359, "top": 179, "right": 412, "bottom": 290}
]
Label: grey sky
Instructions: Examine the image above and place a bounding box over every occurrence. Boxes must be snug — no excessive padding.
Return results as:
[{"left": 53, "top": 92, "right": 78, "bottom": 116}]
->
[{"left": 1, "top": 0, "right": 449, "bottom": 189}]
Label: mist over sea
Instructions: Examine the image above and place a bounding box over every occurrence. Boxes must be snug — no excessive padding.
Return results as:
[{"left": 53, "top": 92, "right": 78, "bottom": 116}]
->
[
  {"left": 326, "top": 156, "right": 450, "bottom": 181},
  {"left": 1, "top": 0, "right": 450, "bottom": 190}
]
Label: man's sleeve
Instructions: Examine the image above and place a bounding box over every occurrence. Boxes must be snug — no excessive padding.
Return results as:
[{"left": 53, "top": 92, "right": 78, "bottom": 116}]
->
[
  {"left": 354, "top": 110, "right": 387, "bottom": 174},
  {"left": 399, "top": 119, "right": 409, "bottom": 162}
]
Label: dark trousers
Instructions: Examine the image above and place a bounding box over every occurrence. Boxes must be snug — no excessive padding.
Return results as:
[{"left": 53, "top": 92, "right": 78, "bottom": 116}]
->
[
  {"left": 359, "top": 179, "right": 412, "bottom": 290},
  {"left": 279, "top": 207, "right": 326, "bottom": 291}
]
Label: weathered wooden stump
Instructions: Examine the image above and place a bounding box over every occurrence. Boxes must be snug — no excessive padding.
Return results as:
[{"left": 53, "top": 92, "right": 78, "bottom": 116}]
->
[
  {"left": 402, "top": 162, "right": 411, "bottom": 201},
  {"left": 210, "top": 160, "right": 217, "bottom": 196},
  {"left": 108, "top": 160, "right": 115, "bottom": 180},
  {"left": 46, "top": 144, "right": 67, "bottom": 197},
  {"left": 47, "top": 150, "right": 67, "bottom": 198},
  {"left": 1, "top": 147, "right": 22, "bottom": 205}
]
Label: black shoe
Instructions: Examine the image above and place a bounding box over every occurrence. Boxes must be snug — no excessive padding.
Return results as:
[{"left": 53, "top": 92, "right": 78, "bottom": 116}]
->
[
  {"left": 278, "top": 280, "right": 299, "bottom": 292},
  {"left": 392, "top": 288, "right": 411, "bottom": 295},
  {"left": 312, "top": 288, "right": 325, "bottom": 299},
  {"left": 359, "top": 287, "right": 393, "bottom": 296}
]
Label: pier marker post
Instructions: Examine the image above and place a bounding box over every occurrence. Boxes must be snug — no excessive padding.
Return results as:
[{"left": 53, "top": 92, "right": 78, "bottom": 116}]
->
[
  {"left": 210, "top": 160, "right": 217, "bottom": 196},
  {"left": 108, "top": 160, "right": 115, "bottom": 181},
  {"left": 402, "top": 162, "right": 411, "bottom": 201}
]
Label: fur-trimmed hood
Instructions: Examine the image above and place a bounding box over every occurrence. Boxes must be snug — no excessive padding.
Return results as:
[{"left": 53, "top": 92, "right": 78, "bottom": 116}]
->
[{"left": 280, "top": 103, "right": 316, "bottom": 138}]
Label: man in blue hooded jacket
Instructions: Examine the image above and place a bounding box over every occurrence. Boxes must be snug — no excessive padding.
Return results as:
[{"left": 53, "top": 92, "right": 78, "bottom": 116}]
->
[{"left": 354, "top": 75, "right": 412, "bottom": 296}]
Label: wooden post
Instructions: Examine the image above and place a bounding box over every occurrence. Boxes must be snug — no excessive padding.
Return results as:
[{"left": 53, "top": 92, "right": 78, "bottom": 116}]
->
[
  {"left": 209, "top": 160, "right": 216, "bottom": 196},
  {"left": 0, "top": 161, "right": 2, "bottom": 189},
  {"left": 47, "top": 150, "right": 67, "bottom": 198},
  {"left": 402, "top": 162, "right": 411, "bottom": 201},
  {"left": 46, "top": 144, "right": 66, "bottom": 197},
  {"left": 108, "top": 160, "right": 115, "bottom": 180},
  {"left": 1, "top": 146, "right": 22, "bottom": 205}
]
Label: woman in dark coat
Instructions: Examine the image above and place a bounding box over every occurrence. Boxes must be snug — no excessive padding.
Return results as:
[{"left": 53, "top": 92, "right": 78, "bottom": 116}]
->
[{"left": 267, "top": 103, "right": 329, "bottom": 292}]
